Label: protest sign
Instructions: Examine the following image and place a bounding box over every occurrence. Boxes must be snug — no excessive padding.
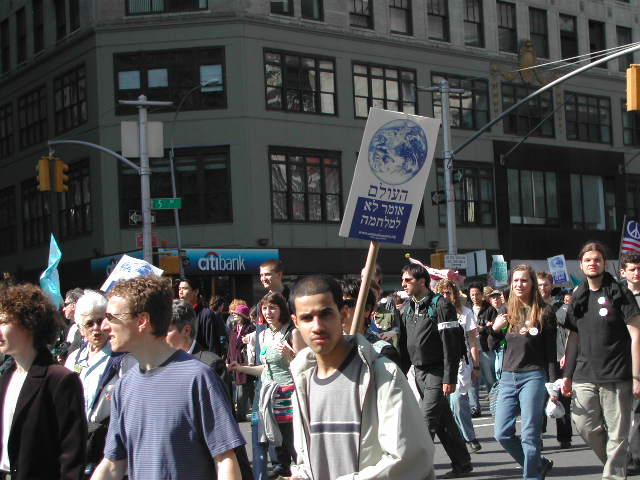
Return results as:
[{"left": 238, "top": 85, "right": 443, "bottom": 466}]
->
[
  {"left": 339, "top": 108, "right": 441, "bottom": 245},
  {"left": 547, "top": 254, "right": 569, "bottom": 284},
  {"left": 492, "top": 254, "right": 509, "bottom": 288},
  {"left": 100, "top": 254, "right": 164, "bottom": 293}
]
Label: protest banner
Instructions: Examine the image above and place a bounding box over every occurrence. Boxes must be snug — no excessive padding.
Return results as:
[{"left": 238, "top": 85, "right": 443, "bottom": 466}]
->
[
  {"left": 339, "top": 108, "right": 441, "bottom": 334},
  {"left": 100, "top": 254, "right": 164, "bottom": 292},
  {"left": 492, "top": 254, "right": 509, "bottom": 288},
  {"left": 547, "top": 254, "right": 569, "bottom": 284}
]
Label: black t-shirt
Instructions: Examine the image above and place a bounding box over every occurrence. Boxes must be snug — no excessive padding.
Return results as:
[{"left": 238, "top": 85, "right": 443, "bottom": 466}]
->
[{"left": 565, "top": 287, "right": 640, "bottom": 382}]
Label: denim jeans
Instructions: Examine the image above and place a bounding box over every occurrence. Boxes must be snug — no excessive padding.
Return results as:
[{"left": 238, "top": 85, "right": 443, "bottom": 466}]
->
[
  {"left": 494, "top": 369, "right": 547, "bottom": 480},
  {"left": 251, "top": 421, "right": 268, "bottom": 480},
  {"left": 449, "top": 390, "right": 477, "bottom": 442},
  {"left": 469, "top": 350, "right": 497, "bottom": 412}
]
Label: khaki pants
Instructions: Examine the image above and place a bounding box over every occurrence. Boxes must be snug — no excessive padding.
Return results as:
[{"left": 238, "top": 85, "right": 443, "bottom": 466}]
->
[{"left": 572, "top": 381, "right": 633, "bottom": 480}]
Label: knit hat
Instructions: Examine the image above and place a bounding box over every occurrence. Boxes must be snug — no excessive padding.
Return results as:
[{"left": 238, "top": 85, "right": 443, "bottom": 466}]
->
[{"left": 233, "top": 304, "right": 251, "bottom": 319}]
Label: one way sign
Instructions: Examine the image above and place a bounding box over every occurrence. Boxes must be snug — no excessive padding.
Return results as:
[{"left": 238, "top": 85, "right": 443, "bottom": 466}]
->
[{"left": 431, "top": 190, "right": 446, "bottom": 205}]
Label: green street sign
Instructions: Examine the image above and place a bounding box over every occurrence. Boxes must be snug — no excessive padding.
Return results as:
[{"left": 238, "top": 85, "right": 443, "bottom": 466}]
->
[{"left": 151, "top": 198, "right": 182, "bottom": 209}]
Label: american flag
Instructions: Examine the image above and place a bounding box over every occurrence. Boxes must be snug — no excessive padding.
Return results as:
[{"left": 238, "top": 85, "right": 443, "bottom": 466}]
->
[{"left": 621, "top": 218, "right": 640, "bottom": 253}]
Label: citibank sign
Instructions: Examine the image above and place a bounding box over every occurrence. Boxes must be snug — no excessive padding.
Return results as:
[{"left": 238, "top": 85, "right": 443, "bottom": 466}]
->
[
  {"left": 186, "top": 249, "right": 279, "bottom": 275},
  {"left": 197, "top": 252, "right": 246, "bottom": 271}
]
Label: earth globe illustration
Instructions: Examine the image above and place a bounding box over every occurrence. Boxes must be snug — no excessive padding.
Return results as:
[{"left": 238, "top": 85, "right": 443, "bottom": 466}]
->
[{"left": 368, "top": 118, "right": 428, "bottom": 185}]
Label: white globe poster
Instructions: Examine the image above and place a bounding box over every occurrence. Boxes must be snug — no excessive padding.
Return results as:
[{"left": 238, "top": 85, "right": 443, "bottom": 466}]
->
[{"left": 339, "top": 108, "right": 441, "bottom": 245}]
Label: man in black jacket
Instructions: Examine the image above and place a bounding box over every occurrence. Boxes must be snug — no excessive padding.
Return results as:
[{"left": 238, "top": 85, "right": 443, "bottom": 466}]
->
[{"left": 398, "top": 264, "right": 472, "bottom": 479}]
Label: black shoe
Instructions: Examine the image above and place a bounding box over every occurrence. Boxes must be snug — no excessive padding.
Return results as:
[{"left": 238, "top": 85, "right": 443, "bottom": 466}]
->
[
  {"left": 628, "top": 464, "right": 640, "bottom": 476},
  {"left": 440, "top": 464, "right": 473, "bottom": 478},
  {"left": 541, "top": 457, "right": 553, "bottom": 480},
  {"left": 467, "top": 440, "right": 482, "bottom": 453},
  {"left": 559, "top": 441, "right": 571, "bottom": 449},
  {"left": 471, "top": 410, "right": 482, "bottom": 418}
]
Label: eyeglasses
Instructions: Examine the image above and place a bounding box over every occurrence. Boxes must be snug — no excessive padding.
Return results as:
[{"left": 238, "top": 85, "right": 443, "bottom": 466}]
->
[{"left": 105, "top": 312, "right": 138, "bottom": 322}]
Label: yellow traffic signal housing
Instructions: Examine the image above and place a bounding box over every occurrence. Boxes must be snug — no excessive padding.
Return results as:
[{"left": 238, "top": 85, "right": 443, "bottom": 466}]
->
[
  {"left": 53, "top": 157, "right": 69, "bottom": 192},
  {"left": 430, "top": 251, "right": 446, "bottom": 269},
  {"left": 627, "top": 64, "right": 640, "bottom": 111},
  {"left": 160, "top": 255, "right": 181, "bottom": 275},
  {"left": 36, "top": 156, "right": 52, "bottom": 191}
]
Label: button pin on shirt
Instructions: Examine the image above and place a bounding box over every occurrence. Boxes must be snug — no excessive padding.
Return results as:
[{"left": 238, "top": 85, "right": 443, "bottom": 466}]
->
[{"left": 597, "top": 296, "right": 609, "bottom": 317}]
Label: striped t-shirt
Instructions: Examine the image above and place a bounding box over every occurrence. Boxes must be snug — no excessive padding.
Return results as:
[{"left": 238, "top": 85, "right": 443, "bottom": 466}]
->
[
  {"left": 104, "top": 349, "right": 245, "bottom": 480},
  {"left": 308, "top": 346, "right": 362, "bottom": 479}
]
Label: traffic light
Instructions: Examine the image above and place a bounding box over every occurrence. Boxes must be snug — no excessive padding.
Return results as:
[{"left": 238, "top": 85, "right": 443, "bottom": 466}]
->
[
  {"left": 627, "top": 64, "right": 640, "bottom": 111},
  {"left": 430, "top": 250, "right": 447, "bottom": 269},
  {"left": 160, "top": 255, "right": 181, "bottom": 275},
  {"left": 53, "top": 157, "right": 69, "bottom": 192},
  {"left": 36, "top": 156, "right": 52, "bottom": 191}
]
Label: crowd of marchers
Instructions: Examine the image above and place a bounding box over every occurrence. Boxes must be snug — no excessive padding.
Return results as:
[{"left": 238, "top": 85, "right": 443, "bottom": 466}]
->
[{"left": 0, "top": 239, "right": 638, "bottom": 480}]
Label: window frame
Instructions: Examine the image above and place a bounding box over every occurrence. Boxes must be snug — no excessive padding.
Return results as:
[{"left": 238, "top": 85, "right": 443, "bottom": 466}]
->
[
  {"left": 0, "top": 102, "right": 13, "bottom": 159},
  {"left": 0, "top": 186, "right": 16, "bottom": 255},
  {"left": 436, "top": 160, "right": 495, "bottom": 227},
  {"left": 431, "top": 72, "right": 489, "bottom": 130},
  {"left": 69, "top": 0, "right": 80, "bottom": 31},
  {"left": 33, "top": 0, "right": 44, "bottom": 54},
  {"left": 58, "top": 159, "right": 92, "bottom": 239},
  {"left": 353, "top": 62, "right": 417, "bottom": 118},
  {"left": 0, "top": 20, "right": 8, "bottom": 74},
  {"left": 269, "top": 146, "right": 343, "bottom": 223},
  {"left": 559, "top": 14, "right": 578, "bottom": 61},
  {"left": 570, "top": 173, "right": 617, "bottom": 231},
  {"left": 501, "top": 82, "right": 555, "bottom": 138},
  {"left": 626, "top": 174, "right": 640, "bottom": 221},
  {"left": 497, "top": 1, "right": 517, "bottom": 53},
  {"left": 350, "top": 0, "right": 374, "bottom": 29},
  {"left": 263, "top": 49, "right": 337, "bottom": 116},
  {"left": 564, "top": 91, "right": 612, "bottom": 144},
  {"left": 16, "top": 8, "right": 26, "bottom": 65},
  {"left": 54, "top": 0, "right": 66, "bottom": 41},
  {"left": 271, "top": 0, "right": 293, "bottom": 16},
  {"left": 54, "top": 63, "right": 88, "bottom": 135},
  {"left": 622, "top": 100, "right": 640, "bottom": 146},
  {"left": 589, "top": 20, "right": 606, "bottom": 68},
  {"left": 126, "top": 0, "right": 208, "bottom": 15},
  {"left": 389, "top": 0, "right": 412, "bottom": 36},
  {"left": 427, "top": 0, "right": 450, "bottom": 42},
  {"left": 21, "top": 178, "right": 51, "bottom": 248},
  {"left": 617, "top": 25, "right": 633, "bottom": 72},
  {"left": 18, "top": 85, "right": 48, "bottom": 149},
  {"left": 301, "top": 0, "right": 324, "bottom": 21},
  {"left": 507, "top": 169, "right": 560, "bottom": 226},
  {"left": 529, "top": 7, "right": 549, "bottom": 58},
  {"left": 463, "top": 0, "right": 484, "bottom": 48}
]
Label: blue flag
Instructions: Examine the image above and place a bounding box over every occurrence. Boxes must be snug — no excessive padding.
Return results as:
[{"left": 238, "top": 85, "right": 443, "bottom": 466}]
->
[{"left": 39, "top": 234, "right": 63, "bottom": 308}]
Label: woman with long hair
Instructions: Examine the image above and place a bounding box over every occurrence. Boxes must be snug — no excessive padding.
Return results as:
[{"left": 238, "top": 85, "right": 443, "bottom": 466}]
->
[
  {"left": 229, "top": 292, "right": 304, "bottom": 479},
  {"left": 435, "top": 279, "right": 482, "bottom": 453},
  {"left": 490, "top": 264, "right": 558, "bottom": 480},
  {"left": 227, "top": 303, "right": 256, "bottom": 422}
]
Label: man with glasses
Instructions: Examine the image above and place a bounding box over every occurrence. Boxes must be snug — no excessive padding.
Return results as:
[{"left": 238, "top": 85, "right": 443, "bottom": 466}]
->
[
  {"left": 91, "top": 275, "right": 244, "bottom": 480},
  {"left": 65, "top": 290, "right": 135, "bottom": 476}
]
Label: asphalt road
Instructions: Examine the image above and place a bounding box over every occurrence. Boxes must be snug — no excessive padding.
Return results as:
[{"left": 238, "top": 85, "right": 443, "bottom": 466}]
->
[{"left": 237, "top": 399, "right": 617, "bottom": 479}]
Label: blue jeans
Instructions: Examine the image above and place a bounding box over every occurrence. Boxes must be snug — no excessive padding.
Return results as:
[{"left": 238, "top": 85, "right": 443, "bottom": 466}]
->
[
  {"left": 449, "top": 390, "right": 477, "bottom": 442},
  {"left": 251, "top": 421, "right": 268, "bottom": 480},
  {"left": 494, "top": 369, "right": 547, "bottom": 480},
  {"left": 469, "top": 350, "right": 497, "bottom": 412}
]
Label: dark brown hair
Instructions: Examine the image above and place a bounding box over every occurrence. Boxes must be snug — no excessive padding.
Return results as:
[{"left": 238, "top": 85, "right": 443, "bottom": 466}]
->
[
  {"left": 259, "top": 291, "right": 291, "bottom": 326},
  {"left": 578, "top": 241, "right": 608, "bottom": 262}
]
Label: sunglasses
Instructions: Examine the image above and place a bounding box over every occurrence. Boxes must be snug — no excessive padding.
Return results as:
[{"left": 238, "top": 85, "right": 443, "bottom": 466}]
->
[{"left": 104, "top": 312, "right": 138, "bottom": 322}]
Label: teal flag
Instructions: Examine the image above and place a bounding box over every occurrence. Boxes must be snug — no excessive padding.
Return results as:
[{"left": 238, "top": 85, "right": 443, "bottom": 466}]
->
[
  {"left": 570, "top": 273, "right": 582, "bottom": 288},
  {"left": 39, "top": 234, "right": 63, "bottom": 308}
]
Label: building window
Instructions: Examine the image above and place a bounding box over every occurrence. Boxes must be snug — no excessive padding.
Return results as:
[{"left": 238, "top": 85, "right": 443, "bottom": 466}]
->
[
  {"left": 69, "top": 0, "right": 80, "bottom": 31},
  {"left": 353, "top": 63, "right": 416, "bottom": 118},
  {"left": 502, "top": 83, "right": 554, "bottom": 137},
  {"left": 497, "top": 1, "right": 517, "bottom": 53},
  {"left": 507, "top": 169, "right": 559, "bottom": 225},
  {"left": 120, "top": 146, "right": 232, "bottom": 227},
  {"left": 114, "top": 47, "right": 226, "bottom": 115},
  {"left": 0, "top": 103, "right": 12, "bottom": 159},
  {"left": 464, "top": 0, "right": 484, "bottom": 47},
  {"left": 126, "top": 0, "right": 207, "bottom": 15},
  {"left": 55, "top": 0, "right": 66, "bottom": 40},
  {"left": 270, "top": 147, "right": 342, "bottom": 223},
  {"left": 22, "top": 179, "right": 51, "bottom": 248},
  {"left": 271, "top": 0, "right": 293, "bottom": 16},
  {"left": 302, "top": 0, "right": 323, "bottom": 21},
  {"left": 431, "top": 73, "right": 488, "bottom": 130},
  {"left": 54, "top": 64, "right": 87, "bottom": 134},
  {"left": 626, "top": 176, "right": 640, "bottom": 220},
  {"left": 427, "top": 0, "right": 449, "bottom": 41},
  {"left": 589, "top": 20, "right": 606, "bottom": 68},
  {"left": 390, "top": 0, "right": 412, "bottom": 36},
  {"left": 33, "top": 0, "right": 44, "bottom": 54},
  {"left": 59, "top": 160, "right": 91, "bottom": 239},
  {"left": 529, "top": 8, "right": 548, "bottom": 58},
  {"left": 18, "top": 85, "right": 47, "bottom": 149},
  {"left": 0, "top": 20, "right": 8, "bottom": 74},
  {"left": 350, "top": 1, "right": 373, "bottom": 29},
  {"left": 617, "top": 26, "right": 633, "bottom": 72},
  {"left": 264, "top": 50, "right": 336, "bottom": 115},
  {"left": 565, "top": 91, "right": 611, "bottom": 144},
  {"left": 570, "top": 174, "right": 616, "bottom": 231},
  {"left": 437, "top": 162, "right": 495, "bottom": 227},
  {"left": 16, "top": 8, "right": 26, "bottom": 64},
  {"left": 0, "top": 186, "right": 16, "bottom": 255},
  {"left": 623, "top": 101, "right": 640, "bottom": 146},
  {"left": 560, "top": 14, "right": 578, "bottom": 61}
]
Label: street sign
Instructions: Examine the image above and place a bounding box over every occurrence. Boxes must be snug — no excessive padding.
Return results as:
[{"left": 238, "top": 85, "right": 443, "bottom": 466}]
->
[
  {"left": 431, "top": 190, "right": 446, "bottom": 205},
  {"left": 445, "top": 254, "right": 467, "bottom": 269},
  {"left": 151, "top": 198, "right": 182, "bottom": 209},
  {"left": 452, "top": 168, "right": 464, "bottom": 184},
  {"left": 128, "top": 210, "right": 156, "bottom": 225},
  {"left": 136, "top": 232, "right": 160, "bottom": 248}
]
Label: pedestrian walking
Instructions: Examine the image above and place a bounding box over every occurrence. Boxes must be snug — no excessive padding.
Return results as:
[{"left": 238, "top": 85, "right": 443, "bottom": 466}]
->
[
  {"left": 227, "top": 303, "right": 256, "bottom": 422},
  {"left": 490, "top": 264, "right": 557, "bottom": 480}
]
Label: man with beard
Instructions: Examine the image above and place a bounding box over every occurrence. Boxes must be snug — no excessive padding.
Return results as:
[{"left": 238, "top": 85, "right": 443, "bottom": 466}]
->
[{"left": 563, "top": 242, "right": 640, "bottom": 479}]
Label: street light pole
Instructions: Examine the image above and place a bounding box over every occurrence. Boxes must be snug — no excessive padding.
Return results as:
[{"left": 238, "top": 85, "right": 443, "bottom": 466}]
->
[
  {"left": 119, "top": 95, "right": 172, "bottom": 264},
  {"left": 419, "top": 80, "right": 465, "bottom": 255}
]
